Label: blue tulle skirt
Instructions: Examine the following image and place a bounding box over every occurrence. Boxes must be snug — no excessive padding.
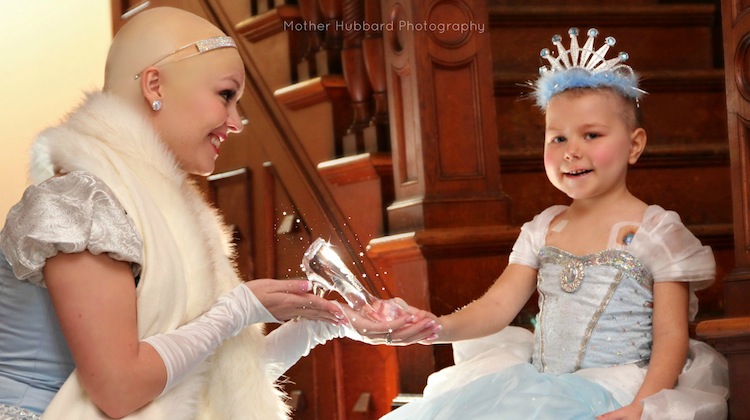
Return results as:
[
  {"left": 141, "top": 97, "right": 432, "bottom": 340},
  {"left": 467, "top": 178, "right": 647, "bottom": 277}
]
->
[
  {"left": 381, "top": 327, "right": 728, "bottom": 420},
  {"left": 383, "top": 363, "right": 620, "bottom": 420}
]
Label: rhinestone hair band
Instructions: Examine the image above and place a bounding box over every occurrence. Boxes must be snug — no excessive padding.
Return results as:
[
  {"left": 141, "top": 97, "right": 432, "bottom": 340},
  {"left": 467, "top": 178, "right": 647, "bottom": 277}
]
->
[
  {"left": 531, "top": 28, "right": 646, "bottom": 108},
  {"left": 134, "top": 35, "right": 237, "bottom": 80}
]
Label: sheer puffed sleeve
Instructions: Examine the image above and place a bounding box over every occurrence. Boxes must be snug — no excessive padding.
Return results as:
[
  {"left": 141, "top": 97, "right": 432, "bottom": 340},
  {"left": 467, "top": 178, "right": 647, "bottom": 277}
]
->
[
  {"left": 0, "top": 171, "right": 143, "bottom": 286},
  {"left": 508, "top": 206, "right": 566, "bottom": 269},
  {"left": 629, "top": 206, "right": 715, "bottom": 287},
  {"left": 628, "top": 205, "right": 715, "bottom": 320}
]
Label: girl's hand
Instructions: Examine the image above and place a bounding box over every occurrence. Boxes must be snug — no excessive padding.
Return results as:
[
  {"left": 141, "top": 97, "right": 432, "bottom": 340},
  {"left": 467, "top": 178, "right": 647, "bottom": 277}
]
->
[
  {"left": 394, "top": 304, "right": 441, "bottom": 345},
  {"left": 245, "top": 279, "right": 344, "bottom": 324},
  {"left": 596, "top": 403, "right": 643, "bottom": 420},
  {"left": 343, "top": 298, "right": 442, "bottom": 345}
]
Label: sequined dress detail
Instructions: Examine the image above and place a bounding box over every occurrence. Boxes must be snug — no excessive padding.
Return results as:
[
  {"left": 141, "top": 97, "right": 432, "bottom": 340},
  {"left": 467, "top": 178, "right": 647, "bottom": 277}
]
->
[{"left": 533, "top": 247, "right": 653, "bottom": 374}]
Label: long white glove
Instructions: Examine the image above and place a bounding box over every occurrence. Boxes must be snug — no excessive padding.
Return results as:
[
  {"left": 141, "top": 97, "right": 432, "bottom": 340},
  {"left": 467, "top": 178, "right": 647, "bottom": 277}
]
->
[
  {"left": 263, "top": 299, "right": 418, "bottom": 380},
  {"left": 142, "top": 284, "right": 277, "bottom": 395},
  {"left": 264, "top": 317, "right": 352, "bottom": 380}
]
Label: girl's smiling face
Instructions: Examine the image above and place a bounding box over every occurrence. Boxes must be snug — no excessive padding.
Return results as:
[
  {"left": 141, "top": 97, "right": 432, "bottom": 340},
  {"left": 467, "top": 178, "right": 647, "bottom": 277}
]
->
[{"left": 543, "top": 89, "right": 646, "bottom": 203}]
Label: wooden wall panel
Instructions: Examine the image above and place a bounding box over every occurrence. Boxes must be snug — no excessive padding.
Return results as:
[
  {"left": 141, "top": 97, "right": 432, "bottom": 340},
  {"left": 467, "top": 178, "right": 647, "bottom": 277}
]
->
[
  {"left": 696, "top": 1, "right": 750, "bottom": 418},
  {"left": 381, "top": 0, "right": 509, "bottom": 232},
  {"left": 721, "top": 0, "right": 750, "bottom": 314}
]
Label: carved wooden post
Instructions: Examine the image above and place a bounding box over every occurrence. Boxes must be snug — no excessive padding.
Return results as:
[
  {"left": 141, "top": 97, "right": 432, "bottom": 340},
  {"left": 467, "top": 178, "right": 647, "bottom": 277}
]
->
[
  {"left": 698, "top": 0, "right": 750, "bottom": 417},
  {"left": 720, "top": 0, "right": 750, "bottom": 319},
  {"left": 379, "top": 1, "right": 509, "bottom": 233},
  {"left": 363, "top": 0, "right": 390, "bottom": 151},
  {"left": 317, "top": 0, "right": 343, "bottom": 74},
  {"left": 369, "top": 0, "right": 514, "bottom": 393},
  {"left": 297, "top": 0, "right": 324, "bottom": 80},
  {"left": 341, "top": 0, "right": 374, "bottom": 155}
]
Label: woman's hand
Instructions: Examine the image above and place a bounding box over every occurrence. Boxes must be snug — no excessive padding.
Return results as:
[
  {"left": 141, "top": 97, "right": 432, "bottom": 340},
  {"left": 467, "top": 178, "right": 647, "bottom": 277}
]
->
[
  {"left": 244, "top": 279, "right": 344, "bottom": 324},
  {"left": 596, "top": 403, "right": 643, "bottom": 420},
  {"left": 342, "top": 298, "right": 441, "bottom": 345}
]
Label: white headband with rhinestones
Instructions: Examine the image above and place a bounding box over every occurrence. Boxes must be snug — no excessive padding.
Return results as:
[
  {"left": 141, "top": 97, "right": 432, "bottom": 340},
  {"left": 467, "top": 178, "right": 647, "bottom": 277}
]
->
[
  {"left": 134, "top": 35, "right": 237, "bottom": 80},
  {"left": 531, "top": 28, "right": 645, "bottom": 108}
]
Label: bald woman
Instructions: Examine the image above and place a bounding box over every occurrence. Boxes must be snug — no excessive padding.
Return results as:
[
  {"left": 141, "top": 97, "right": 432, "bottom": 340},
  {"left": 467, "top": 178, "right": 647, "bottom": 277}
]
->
[{"left": 0, "top": 7, "right": 438, "bottom": 420}]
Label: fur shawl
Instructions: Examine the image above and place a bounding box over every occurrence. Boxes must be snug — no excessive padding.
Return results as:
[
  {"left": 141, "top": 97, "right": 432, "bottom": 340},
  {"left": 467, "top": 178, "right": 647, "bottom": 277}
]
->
[{"left": 35, "top": 92, "right": 289, "bottom": 419}]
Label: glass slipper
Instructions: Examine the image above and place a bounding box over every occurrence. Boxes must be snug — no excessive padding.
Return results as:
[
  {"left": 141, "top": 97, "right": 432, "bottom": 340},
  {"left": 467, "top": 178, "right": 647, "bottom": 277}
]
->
[{"left": 301, "top": 238, "right": 406, "bottom": 321}]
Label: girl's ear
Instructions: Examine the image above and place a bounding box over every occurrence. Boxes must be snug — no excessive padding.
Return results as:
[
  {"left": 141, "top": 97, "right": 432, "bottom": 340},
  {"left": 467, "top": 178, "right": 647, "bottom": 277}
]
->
[
  {"left": 140, "top": 66, "right": 163, "bottom": 106},
  {"left": 628, "top": 128, "right": 647, "bottom": 164}
]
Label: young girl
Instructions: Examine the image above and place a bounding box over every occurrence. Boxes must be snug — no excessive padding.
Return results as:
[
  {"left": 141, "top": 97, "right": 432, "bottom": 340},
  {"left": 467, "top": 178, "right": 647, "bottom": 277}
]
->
[{"left": 383, "top": 28, "right": 729, "bottom": 420}]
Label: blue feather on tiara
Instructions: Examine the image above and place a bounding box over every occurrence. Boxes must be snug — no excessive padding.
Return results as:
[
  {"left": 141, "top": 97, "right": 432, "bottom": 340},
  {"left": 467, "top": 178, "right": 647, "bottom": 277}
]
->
[{"left": 531, "top": 27, "right": 646, "bottom": 108}]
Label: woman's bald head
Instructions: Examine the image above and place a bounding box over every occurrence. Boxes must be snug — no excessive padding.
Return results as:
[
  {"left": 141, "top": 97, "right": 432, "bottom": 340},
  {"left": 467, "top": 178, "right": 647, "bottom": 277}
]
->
[{"left": 103, "top": 7, "right": 231, "bottom": 103}]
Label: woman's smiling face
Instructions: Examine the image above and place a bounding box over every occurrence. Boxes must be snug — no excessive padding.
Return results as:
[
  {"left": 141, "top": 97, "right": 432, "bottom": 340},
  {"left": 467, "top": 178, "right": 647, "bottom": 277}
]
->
[{"left": 149, "top": 48, "right": 245, "bottom": 176}]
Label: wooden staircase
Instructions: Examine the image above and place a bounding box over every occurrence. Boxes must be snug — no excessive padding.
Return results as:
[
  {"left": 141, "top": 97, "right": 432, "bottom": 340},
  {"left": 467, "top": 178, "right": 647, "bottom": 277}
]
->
[{"left": 112, "top": 0, "right": 735, "bottom": 418}]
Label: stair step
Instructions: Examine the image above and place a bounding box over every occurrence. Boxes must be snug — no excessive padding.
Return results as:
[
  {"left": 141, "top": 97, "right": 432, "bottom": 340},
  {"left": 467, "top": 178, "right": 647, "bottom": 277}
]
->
[
  {"left": 317, "top": 153, "right": 394, "bottom": 187},
  {"left": 317, "top": 153, "right": 395, "bottom": 242},
  {"left": 489, "top": 4, "right": 717, "bottom": 72},
  {"left": 234, "top": 5, "right": 304, "bottom": 90},
  {"left": 236, "top": 5, "right": 300, "bottom": 42},
  {"left": 274, "top": 75, "right": 352, "bottom": 162},
  {"left": 493, "top": 69, "right": 727, "bottom": 150}
]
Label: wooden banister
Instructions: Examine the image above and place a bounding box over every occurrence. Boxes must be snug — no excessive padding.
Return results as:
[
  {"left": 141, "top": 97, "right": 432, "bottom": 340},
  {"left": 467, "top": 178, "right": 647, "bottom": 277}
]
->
[{"left": 696, "top": 317, "right": 750, "bottom": 341}]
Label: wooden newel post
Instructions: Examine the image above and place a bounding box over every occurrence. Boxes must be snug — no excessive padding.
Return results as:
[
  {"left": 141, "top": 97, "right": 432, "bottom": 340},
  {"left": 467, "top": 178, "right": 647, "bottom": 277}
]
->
[
  {"left": 363, "top": 0, "right": 390, "bottom": 151},
  {"left": 341, "top": 0, "right": 375, "bottom": 155},
  {"left": 695, "top": 1, "right": 750, "bottom": 418},
  {"left": 369, "top": 0, "right": 514, "bottom": 394},
  {"left": 721, "top": 0, "right": 750, "bottom": 317},
  {"left": 317, "top": 0, "right": 343, "bottom": 75},
  {"left": 296, "top": 0, "right": 324, "bottom": 79}
]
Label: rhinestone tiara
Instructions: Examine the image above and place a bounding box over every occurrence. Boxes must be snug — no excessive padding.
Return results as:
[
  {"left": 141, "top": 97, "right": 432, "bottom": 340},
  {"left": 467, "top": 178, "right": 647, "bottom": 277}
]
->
[
  {"left": 134, "top": 35, "right": 237, "bottom": 80},
  {"left": 531, "top": 28, "right": 645, "bottom": 108}
]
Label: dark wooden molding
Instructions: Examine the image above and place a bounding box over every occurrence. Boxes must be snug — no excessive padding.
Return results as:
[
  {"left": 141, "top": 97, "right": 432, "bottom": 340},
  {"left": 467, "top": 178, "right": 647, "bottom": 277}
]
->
[
  {"left": 689, "top": 223, "right": 736, "bottom": 250},
  {"left": 638, "top": 70, "right": 726, "bottom": 93},
  {"left": 488, "top": 4, "right": 716, "bottom": 27},
  {"left": 413, "top": 225, "right": 520, "bottom": 258},
  {"left": 500, "top": 142, "right": 729, "bottom": 173},
  {"left": 494, "top": 69, "right": 726, "bottom": 97},
  {"left": 368, "top": 225, "right": 519, "bottom": 260}
]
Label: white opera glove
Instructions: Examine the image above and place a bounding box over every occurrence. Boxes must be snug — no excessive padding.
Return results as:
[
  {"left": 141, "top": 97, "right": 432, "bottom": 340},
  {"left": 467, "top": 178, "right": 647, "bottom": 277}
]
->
[
  {"left": 264, "top": 300, "right": 422, "bottom": 379},
  {"left": 143, "top": 284, "right": 278, "bottom": 395},
  {"left": 264, "top": 316, "right": 352, "bottom": 380}
]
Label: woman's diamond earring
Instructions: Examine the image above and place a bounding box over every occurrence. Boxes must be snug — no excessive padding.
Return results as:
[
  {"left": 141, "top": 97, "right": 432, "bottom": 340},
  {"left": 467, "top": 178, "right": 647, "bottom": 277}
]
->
[{"left": 151, "top": 100, "right": 162, "bottom": 111}]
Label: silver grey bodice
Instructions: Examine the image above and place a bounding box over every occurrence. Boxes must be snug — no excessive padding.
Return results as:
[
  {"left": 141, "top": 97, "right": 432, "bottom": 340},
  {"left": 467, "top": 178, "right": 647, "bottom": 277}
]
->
[{"left": 532, "top": 246, "right": 653, "bottom": 374}]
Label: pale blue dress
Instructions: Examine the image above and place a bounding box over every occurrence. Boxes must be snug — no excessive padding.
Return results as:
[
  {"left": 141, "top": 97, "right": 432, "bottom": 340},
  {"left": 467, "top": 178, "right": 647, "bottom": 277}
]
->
[
  {"left": 0, "top": 172, "right": 142, "bottom": 417},
  {"left": 382, "top": 205, "right": 728, "bottom": 420}
]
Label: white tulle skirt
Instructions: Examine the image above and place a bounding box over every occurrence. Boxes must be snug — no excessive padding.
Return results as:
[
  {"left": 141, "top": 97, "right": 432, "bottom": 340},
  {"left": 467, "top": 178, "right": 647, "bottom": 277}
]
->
[{"left": 382, "top": 327, "right": 728, "bottom": 420}]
